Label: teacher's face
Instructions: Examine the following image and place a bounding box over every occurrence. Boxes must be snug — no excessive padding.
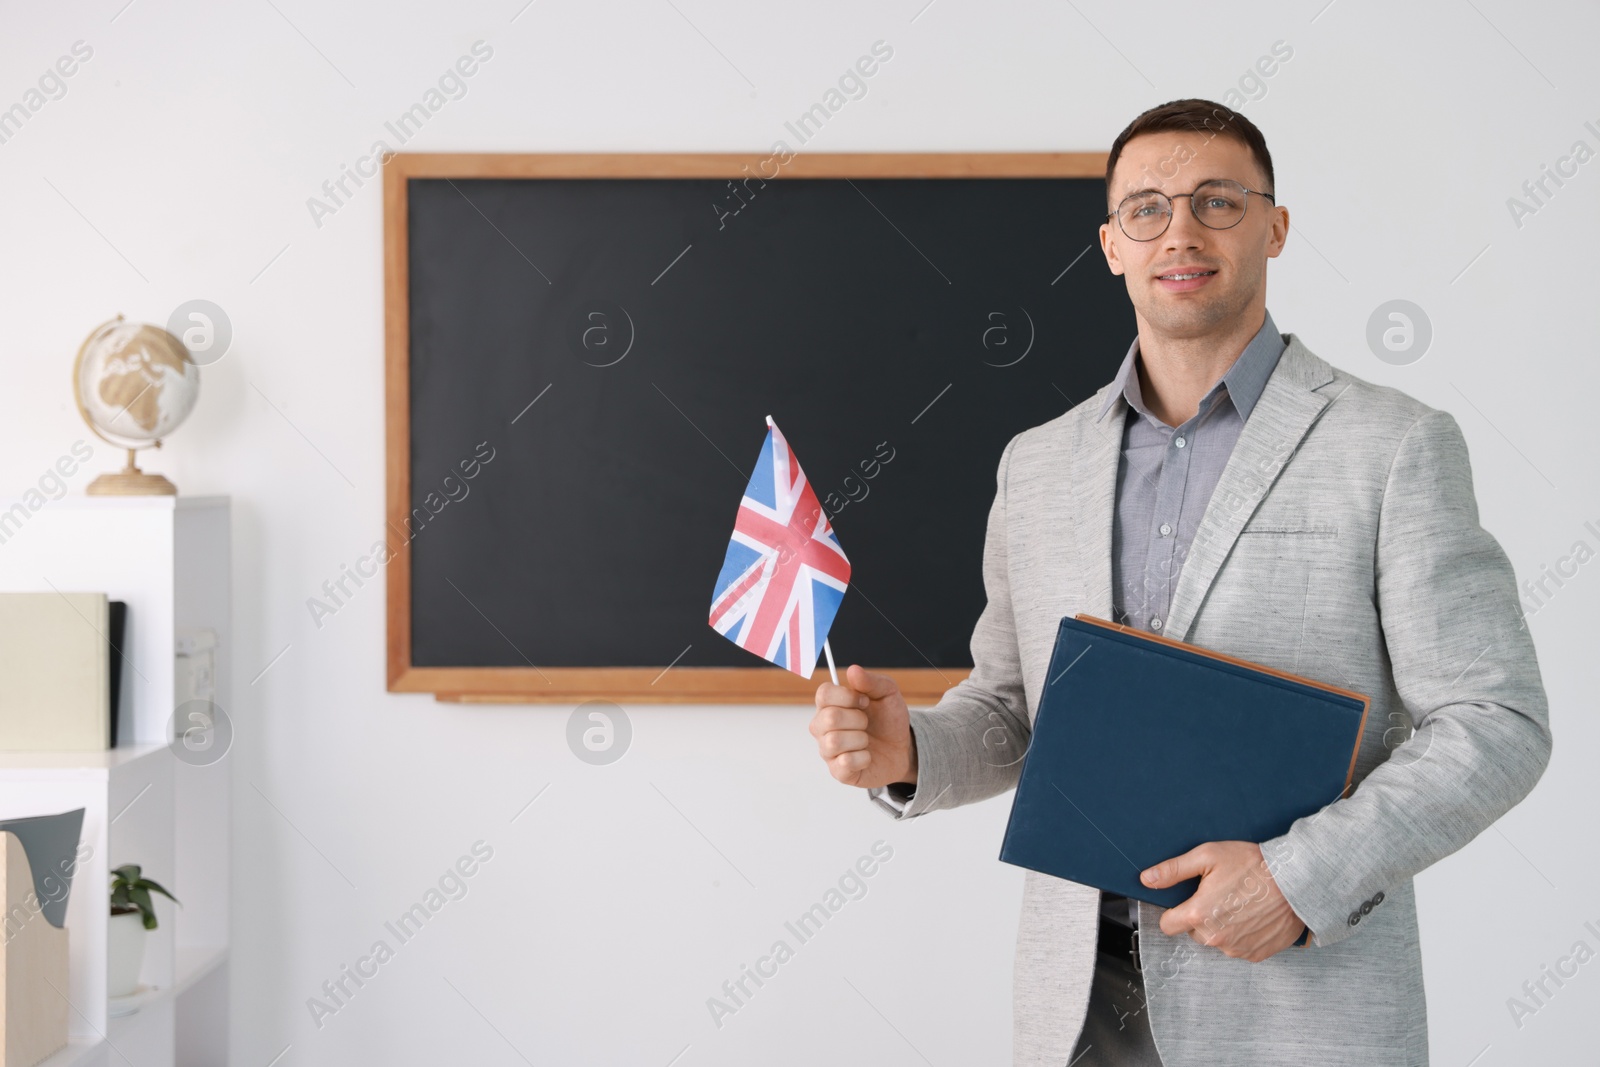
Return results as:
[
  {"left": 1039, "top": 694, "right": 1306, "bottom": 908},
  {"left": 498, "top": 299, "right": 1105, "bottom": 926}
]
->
[{"left": 1099, "top": 131, "right": 1288, "bottom": 341}]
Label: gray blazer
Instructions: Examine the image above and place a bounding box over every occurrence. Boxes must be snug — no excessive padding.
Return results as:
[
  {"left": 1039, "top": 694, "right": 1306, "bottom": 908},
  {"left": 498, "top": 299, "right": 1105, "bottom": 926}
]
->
[{"left": 877, "top": 334, "right": 1551, "bottom": 1066}]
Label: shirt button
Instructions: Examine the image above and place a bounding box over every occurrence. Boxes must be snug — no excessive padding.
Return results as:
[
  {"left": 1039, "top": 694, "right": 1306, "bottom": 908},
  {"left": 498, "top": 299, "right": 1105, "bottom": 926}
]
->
[
  {"left": 1150, "top": 617, "right": 1162, "bottom": 630},
  {"left": 1159, "top": 523, "right": 1172, "bottom": 536},
  {"left": 1174, "top": 436, "right": 1186, "bottom": 448}
]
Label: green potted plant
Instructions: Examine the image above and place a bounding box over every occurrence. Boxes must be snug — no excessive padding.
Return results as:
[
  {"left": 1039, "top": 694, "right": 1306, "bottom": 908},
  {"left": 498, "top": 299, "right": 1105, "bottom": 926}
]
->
[{"left": 108, "top": 864, "right": 178, "bottom": 997}]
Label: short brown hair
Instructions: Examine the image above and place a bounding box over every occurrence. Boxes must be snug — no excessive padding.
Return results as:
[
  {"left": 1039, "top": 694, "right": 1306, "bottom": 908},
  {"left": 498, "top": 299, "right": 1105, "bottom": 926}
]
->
[{"left": 1105, "top": 98, "right": 1274, "bottom": 204}]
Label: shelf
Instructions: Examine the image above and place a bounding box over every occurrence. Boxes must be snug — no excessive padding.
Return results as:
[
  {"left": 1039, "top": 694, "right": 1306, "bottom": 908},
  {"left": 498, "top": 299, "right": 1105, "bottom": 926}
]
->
[
  {"left": 3, "top": 954, "right": 226, "bottom": 1066},
  {"left": 0, "top": 495, "right": 231, "bottom": 1065},
  {"left": 0, "top": 495, "right": 228, "bottom": 513},
  {"left": 35, "top": 1035, "right": 104, "bottom": 1067},
  {"left": 0, "top": 743, "right": 169, "bottom": 778},
  {"left": 99, "top": 946, "right": 227, "bottom": 1027},
  {"left": 175, "top": 943, "right": 227, "bottom": 996}
]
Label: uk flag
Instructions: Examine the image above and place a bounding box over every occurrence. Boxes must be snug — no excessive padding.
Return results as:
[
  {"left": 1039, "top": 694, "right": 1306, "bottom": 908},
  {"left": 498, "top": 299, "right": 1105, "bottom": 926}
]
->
[{"left": 709, "top": 416, "right": 851, "bottom": 677}]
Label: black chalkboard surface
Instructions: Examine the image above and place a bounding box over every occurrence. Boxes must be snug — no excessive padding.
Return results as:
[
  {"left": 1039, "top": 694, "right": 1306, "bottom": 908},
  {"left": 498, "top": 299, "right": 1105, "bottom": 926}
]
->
[{"left": 386, "top": 154, "right": 1131, "bottom": 702}]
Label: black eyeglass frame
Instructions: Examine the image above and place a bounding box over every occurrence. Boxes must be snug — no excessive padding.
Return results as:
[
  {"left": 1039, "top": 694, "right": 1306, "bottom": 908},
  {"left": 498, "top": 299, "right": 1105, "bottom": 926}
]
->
[{"left": 1106, "top": 179, "right": 1277, "bottom": 241}]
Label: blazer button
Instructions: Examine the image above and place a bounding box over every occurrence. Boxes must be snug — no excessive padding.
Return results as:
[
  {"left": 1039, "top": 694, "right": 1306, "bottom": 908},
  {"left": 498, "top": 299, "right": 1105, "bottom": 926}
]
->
[
  {"left": 1348, "top": 912, "right": 1361, "bottom": 927},
  {"left": 1373, "top": 891, "right": 1384, "bottom": 906},
  {"left": 1361, "top": 900, "right": 1373, "bottom": 915}
]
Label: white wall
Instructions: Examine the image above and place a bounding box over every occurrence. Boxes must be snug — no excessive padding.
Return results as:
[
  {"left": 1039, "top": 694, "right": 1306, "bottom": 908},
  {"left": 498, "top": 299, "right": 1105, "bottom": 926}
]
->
[{"left": 3, "top": 1, "right": 1597, "bottom": 1063}]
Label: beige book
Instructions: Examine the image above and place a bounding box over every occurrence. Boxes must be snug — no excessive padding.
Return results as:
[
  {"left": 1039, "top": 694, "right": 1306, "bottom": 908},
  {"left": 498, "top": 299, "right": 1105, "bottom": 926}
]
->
[{"left": 0, "top": 592, "right": 109, "bottom": 751}]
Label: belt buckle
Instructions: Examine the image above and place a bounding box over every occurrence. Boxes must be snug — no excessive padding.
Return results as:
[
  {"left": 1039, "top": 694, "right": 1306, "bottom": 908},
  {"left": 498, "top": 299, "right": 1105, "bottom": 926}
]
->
[{"left": 1129, "top": 926, "right": 1142, "bottom": 972}]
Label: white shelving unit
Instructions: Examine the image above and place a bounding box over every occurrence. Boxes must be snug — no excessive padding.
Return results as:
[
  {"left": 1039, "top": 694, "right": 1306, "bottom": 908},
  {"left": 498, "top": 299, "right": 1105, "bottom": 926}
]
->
[{"left": 0, "top": 496, "right": 231, "bottom": 1067}]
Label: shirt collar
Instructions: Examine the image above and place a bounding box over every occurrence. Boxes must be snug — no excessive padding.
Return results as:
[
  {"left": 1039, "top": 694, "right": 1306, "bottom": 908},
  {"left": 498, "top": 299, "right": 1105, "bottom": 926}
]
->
[{"left": 1095, "top": 309, "right": 1286, "bottom": 425}]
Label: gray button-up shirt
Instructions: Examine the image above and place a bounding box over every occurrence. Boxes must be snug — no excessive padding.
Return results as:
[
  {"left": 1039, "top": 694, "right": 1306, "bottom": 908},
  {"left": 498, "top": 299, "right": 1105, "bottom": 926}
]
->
[{"left": 1098, "top": 309, "right": 1287, "bottom": 928}]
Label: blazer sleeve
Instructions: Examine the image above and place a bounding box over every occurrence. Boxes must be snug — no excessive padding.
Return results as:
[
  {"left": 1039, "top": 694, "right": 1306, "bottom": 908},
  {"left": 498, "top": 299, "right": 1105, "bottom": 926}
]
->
[
  {"left": 868, "top": 435, "right": 1032, "bottom": 820},
  {"left": 1258, "top": 409, "right": 1553, "bottom": 947}
]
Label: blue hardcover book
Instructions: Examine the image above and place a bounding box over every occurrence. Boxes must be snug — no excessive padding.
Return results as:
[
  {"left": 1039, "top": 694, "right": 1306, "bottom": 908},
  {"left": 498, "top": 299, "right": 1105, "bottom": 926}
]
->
[{"left": 999, "top": 614, "right": 1369, "bottom": 936}]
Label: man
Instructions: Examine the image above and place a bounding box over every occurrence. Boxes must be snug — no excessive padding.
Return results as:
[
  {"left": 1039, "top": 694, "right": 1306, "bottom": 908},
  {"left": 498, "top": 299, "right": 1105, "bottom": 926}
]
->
[{"left": 808, "top": 99, "right": 1551, "bottom": 1066}]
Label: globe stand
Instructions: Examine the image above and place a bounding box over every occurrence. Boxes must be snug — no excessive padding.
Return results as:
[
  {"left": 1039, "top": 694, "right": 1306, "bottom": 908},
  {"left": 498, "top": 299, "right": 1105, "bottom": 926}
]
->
[{"left": 87, "top": 447, "right": 177, "bottom": 496}]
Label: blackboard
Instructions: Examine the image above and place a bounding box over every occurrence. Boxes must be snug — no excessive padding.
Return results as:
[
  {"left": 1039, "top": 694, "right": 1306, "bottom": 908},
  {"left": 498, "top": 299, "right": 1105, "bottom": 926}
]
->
[{"left": 384, "top": 154, "right": 1130, "bottom": 703}]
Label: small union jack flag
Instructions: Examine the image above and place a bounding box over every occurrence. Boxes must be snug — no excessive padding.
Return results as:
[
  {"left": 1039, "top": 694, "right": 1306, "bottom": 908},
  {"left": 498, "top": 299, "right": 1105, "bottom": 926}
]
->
[{"left": 709, "top": 416, "right": 851, "bottom": 677}]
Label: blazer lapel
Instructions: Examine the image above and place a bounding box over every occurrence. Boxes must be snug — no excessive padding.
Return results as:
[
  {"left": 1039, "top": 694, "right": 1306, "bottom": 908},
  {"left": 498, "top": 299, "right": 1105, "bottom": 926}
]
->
[
  {"left": 1163, "top": 335, "right": 1341, "bottom": 642},
  {"left": 1069, "top": 385, "right": 1129, "bottom": 621},
  {"left": 1068, "top": 335, "right": 1342, "bottom": 644}
]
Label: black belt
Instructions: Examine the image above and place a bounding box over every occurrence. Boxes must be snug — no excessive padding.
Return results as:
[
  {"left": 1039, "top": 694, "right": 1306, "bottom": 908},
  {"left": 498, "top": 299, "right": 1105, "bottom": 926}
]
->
[{"left": 1097, "top": 918, "right": 1142, "bottom": 972}]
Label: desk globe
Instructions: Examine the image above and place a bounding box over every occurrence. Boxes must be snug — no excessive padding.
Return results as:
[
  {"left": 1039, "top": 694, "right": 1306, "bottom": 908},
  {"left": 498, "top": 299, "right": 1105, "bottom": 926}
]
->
[{"left": 73, "top": 315, "right": 199, "bottom": 495}]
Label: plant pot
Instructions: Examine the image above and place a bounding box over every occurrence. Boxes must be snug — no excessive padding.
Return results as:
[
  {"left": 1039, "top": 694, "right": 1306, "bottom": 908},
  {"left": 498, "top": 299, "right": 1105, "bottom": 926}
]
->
[{"left": 107, "top": 910, "right": 147, "bottom": 996}]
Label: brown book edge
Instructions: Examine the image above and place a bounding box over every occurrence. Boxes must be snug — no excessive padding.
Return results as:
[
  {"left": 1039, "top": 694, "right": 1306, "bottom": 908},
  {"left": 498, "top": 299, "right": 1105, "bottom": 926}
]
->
[{"left": 1073, "top": 614, "right": 1372, "bottom": 950}]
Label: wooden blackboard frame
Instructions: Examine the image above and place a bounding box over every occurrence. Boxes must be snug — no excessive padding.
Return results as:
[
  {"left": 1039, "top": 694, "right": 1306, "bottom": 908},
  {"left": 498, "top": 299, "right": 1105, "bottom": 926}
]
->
[{"left": 384, "top": 152, "right": 1108, "bottom": 704}]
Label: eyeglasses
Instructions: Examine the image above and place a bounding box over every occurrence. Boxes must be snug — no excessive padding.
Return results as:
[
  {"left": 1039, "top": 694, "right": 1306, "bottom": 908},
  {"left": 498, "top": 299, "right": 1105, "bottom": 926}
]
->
[{"left": 1107, "top": 179, "right": 1276, "bottom": 241}]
